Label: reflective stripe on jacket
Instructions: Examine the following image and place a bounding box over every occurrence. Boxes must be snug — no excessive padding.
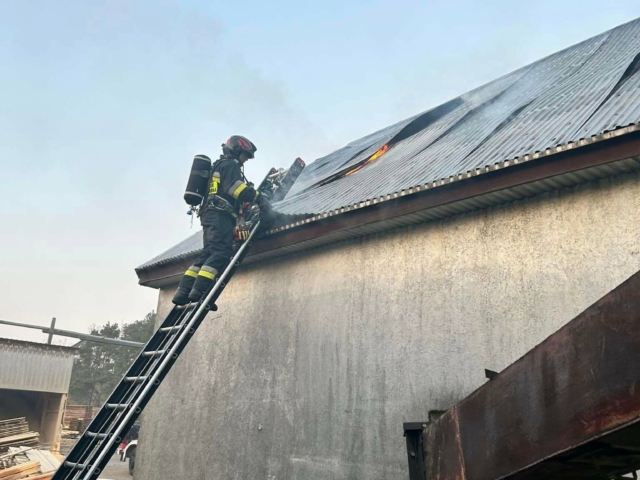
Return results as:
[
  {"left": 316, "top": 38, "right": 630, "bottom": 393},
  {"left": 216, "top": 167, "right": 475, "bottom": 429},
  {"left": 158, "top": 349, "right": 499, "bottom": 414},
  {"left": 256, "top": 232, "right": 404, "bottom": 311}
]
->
[{"left": 206, "top": 157, "right": 258, "bottom": 213}]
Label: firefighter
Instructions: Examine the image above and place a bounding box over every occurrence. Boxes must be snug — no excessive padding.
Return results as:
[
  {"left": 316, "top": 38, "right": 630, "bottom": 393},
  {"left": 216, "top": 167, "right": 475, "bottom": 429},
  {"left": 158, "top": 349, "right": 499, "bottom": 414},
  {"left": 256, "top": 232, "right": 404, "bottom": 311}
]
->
[{"left": 172, "top": 135, "right": 273, "bottom": 305}]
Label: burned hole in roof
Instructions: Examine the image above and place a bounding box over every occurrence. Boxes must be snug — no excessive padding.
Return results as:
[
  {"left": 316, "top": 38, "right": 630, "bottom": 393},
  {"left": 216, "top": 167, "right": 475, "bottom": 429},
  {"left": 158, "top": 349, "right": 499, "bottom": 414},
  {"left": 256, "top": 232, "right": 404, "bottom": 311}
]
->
[{"left": 315, "top": 98, "right": 467, "bottom": 186}]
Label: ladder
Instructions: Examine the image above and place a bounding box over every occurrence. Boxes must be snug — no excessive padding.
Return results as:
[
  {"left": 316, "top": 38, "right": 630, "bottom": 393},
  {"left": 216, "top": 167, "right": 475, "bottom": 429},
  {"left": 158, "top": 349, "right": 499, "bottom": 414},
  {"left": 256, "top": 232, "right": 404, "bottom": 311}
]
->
[
  {"left": 53, "top": 220, "right": 260, "bottom": 480},
  {"left": 52, "top": 158, "right": 305, "bottom": 480}
]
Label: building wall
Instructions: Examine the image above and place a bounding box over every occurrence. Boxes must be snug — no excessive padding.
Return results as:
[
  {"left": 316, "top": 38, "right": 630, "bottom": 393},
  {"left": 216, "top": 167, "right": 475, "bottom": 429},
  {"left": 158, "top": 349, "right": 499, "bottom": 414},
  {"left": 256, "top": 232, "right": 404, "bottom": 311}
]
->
[{"left": 136, "top": 172, "right": 640, "bottom": 480}]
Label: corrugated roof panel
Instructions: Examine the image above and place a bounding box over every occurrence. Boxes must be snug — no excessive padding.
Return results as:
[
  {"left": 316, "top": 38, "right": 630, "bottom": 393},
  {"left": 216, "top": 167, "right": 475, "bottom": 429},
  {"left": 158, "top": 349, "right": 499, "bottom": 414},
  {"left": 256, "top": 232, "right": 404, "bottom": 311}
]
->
[
  {"left": 274, "top": 29, "right": 610, "bottom": 215},
  {"left": 137, "top": 231, "right": 202, "bottom": 270},
  {"left": 362, "top": 29, "right": 609, "bottom": 185},
  {"left": 472, "top": 20, "right": 640, "bottom": 165},
  {"left": 273, "top": 64, "right": 538, "bottom": 215},
  {"left": 0, "top": 339, "right": 76, "bottom": 394},
  {"left": 274, "top": 106, "right": 471, "bottom": 214},
  {"left": 585, "top": 75, "right": 640, "bottom": 132},
  {"left": 579, "top": 65, "right": 640, "bottom": 134},
  {"left": 285, "top": 62, "right": 531, "bottom": 201},
  {"left": 284, "top": 115, "right": 419, "bottom": 198}
]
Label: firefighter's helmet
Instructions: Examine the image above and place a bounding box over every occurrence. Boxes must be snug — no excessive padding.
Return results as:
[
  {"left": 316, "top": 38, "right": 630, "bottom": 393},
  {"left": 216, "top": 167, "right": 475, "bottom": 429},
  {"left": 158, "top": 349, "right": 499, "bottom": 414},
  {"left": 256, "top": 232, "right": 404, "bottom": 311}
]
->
[{"left": 222, "top": 135, "right": 257, "bottom": 159}]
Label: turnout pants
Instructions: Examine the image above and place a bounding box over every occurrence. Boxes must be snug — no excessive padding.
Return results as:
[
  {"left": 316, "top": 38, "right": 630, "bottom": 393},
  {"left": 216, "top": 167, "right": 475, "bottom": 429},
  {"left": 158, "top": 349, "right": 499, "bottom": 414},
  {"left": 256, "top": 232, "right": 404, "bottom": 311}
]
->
[{"left": 172, "top": 208, "right": 235, "bottom": 304}]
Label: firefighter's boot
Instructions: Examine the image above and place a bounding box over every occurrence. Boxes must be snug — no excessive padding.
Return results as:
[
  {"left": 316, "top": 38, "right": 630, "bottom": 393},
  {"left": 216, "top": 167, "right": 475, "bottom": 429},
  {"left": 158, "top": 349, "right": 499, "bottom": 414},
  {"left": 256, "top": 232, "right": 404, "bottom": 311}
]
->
[
  {"left": 172, "top": 267, "right": 199, "bottom": 305},
  {"left": 188, "top": 266, "right": 217, "bottom": 303}
]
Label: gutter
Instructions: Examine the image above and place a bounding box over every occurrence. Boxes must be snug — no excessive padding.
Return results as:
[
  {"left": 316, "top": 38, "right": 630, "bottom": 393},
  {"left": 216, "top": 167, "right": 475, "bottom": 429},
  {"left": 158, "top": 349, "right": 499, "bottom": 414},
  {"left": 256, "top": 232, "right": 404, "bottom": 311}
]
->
[{"left": 137, "top": 125, "right": 640, "bottom": 288}]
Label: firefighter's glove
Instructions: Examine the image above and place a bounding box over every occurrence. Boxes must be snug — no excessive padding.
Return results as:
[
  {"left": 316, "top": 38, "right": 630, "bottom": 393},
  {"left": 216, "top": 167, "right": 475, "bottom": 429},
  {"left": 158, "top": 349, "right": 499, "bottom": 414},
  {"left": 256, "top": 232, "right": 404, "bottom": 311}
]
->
[{"left": 234, "top": 225, "right": 250, "bottom": 242}]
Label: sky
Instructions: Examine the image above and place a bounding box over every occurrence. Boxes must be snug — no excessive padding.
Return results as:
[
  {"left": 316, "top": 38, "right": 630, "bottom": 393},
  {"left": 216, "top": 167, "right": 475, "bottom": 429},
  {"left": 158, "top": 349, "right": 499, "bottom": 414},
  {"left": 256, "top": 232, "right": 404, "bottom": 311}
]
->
[{"left": 1, "top": 1, "right": 639, "bottom": 344}]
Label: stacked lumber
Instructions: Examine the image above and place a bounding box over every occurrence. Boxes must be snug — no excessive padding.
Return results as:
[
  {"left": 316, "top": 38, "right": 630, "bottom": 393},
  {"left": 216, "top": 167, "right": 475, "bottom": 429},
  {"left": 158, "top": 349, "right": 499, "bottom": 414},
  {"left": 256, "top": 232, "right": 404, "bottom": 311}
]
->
[
  {"left": 67, "top": 419, "right": 83, "bottom": 433},
  {"left": 0, "top": 447, "right": 61, "bottom": 479},
  {"left": 0, "top": 419, "right": 61, "bottom": 479},
  {"left": 62, "top": 405, "right": 98, "bottom": 430},
  {"left": 7, "top": 450, "right": 59, "bottom": 474},
  {"left": 0, "top": 420, "right": 28, "bottom": 439},
  {"left": 0, "top": 434, "right": 39, "bottom": 450},
  {"left": 0, "top": 420, "right": 38, "bottom": 451},
  {"left": 18, "top": 474, "right": 52, "bottom": 480},
  {"left": 5, "top": 449, "right": 59, "bottom": 472}
]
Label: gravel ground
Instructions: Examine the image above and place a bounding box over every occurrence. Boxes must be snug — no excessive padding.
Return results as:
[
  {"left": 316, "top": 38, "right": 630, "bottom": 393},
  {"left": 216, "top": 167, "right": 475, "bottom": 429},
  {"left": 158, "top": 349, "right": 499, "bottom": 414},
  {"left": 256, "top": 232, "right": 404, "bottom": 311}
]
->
[{"left": 99, "top": 453, "right": 131, "bottom": 480}]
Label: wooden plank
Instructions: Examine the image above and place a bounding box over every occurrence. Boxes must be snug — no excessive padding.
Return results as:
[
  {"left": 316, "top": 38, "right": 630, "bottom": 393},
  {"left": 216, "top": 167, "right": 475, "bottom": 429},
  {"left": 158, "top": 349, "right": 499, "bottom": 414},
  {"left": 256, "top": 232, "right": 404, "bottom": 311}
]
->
[
  {"left": 0, "top": 461, "right": 40, "bottom": 479},
  {"left": 0, "top": 442, "right": 38, "bottom": 450},
  {"left": 0, "top": 459, "right": 37, "bottom": 474},
  {"left": 0, "top": 423, "right": 29, "bottom": 432},
  {"left": 0, "top": 430, "right": 28, "bottom": 436},
  {"left": 0, "top": 465, "right": 40, "bottom": 480},
  {"left": 24, "top": 451, "right": 59, "bottom": 474},
  {"left": 0, "top": 426, "right": 29, "bottom": 434},
  {"left": 20, "top": 474, "right": 53, "bottom": 480},
  {"left": 0, "top": 418, "right": 26, "bottom": 426},
  {"left": 0, "top": 432, "right": 39, "bottom": 447},
  {"left": 41, "top": 451, "right": 60, "bottom": 472},
  {"left": 2, "top": 447, "right": 31, "bottom": 465}
]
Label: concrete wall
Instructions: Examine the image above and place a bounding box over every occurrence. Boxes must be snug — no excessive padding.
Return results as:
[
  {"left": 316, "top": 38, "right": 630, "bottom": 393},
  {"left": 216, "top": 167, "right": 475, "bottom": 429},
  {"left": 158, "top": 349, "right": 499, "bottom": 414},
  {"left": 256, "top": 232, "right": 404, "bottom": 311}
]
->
[{"left": 136, "top": 172, "right": 640, "bottom": 480}]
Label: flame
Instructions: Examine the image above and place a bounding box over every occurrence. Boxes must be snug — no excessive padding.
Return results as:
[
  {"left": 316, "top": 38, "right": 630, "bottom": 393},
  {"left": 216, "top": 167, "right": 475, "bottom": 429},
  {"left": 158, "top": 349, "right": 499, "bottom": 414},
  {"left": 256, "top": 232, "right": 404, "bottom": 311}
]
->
[
  {"left": 345, "top": 144, "right": 389, "bottom": 176},
  {"left": 369, "top": 143, "right": 389, "bottom": 161}
]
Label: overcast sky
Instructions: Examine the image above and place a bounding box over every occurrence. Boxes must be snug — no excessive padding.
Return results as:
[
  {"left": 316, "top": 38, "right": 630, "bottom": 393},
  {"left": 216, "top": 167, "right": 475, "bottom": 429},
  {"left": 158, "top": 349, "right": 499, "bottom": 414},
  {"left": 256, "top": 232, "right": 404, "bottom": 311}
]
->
[{"left": 1, "top": 1, "right": 639, "bottom": 344}]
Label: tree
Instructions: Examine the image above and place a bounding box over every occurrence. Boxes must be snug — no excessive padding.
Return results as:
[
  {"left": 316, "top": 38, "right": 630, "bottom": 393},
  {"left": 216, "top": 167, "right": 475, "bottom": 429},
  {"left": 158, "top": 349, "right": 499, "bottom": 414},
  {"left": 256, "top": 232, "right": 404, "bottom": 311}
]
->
[
  {"left": 113, "top": 311, "right": 157, "bottom": 379},
  {"left": 69, "top": 311, "right": 156, "bottom": 406}
]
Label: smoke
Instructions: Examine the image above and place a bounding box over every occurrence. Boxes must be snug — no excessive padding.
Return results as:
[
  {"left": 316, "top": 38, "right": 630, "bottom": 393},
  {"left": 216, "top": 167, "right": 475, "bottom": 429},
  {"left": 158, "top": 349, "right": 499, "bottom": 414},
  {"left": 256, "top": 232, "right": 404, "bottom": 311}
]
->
[
  {"left": 200, "top": 54, "right": 336, "bottom": 180},
  {"left": 0, "top": 1, "right": 335, "bottom": 342}
]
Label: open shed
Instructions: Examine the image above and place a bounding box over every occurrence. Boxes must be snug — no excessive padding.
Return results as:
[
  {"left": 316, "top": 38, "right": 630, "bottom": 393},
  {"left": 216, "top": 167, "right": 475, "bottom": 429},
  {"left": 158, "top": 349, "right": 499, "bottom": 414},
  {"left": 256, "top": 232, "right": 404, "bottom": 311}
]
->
[{"left": 0, "top": 338, "right": 77, "bottom": 453}]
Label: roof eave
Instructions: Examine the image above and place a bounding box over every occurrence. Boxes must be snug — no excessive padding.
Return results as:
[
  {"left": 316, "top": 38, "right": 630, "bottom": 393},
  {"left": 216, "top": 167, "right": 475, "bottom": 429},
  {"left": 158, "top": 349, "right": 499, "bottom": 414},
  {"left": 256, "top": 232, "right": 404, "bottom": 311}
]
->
[
  {"left": 137, "top": 126, "right": 640, "bottom": 289},
  {"left": 0, "top": 337, "right": 80, "bottom": 353}
]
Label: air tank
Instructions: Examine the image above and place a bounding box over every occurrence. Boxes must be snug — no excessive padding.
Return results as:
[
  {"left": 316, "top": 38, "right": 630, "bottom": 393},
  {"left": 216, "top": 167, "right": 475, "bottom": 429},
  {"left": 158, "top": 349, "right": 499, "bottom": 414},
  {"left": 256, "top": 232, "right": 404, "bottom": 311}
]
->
[{"left": 183, "top": 154, "right": 212, "bottom": 206}]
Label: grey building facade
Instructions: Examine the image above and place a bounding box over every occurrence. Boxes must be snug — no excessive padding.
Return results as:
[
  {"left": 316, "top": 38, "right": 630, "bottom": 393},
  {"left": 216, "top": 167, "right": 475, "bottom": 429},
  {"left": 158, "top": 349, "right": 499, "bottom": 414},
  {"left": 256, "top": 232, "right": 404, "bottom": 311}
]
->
[{"left": 133, "top": 19, "right": 640, "bottom": 479}]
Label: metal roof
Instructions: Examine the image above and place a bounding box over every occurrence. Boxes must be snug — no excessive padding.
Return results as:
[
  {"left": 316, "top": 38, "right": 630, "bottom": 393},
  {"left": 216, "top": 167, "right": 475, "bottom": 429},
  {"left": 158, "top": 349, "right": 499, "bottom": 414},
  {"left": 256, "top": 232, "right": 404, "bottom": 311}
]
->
[
  {"left": 0, "top": 338, "right": 77, "bottom": 394},
  {"left": 274, "top": 18, "right": 640, "bottom": 215},
  {"left": 137, "top": 230, "right": 201, "bottom": 271},
  {"left": 137, "top": 18, "right": 640, "bottom": 272}
]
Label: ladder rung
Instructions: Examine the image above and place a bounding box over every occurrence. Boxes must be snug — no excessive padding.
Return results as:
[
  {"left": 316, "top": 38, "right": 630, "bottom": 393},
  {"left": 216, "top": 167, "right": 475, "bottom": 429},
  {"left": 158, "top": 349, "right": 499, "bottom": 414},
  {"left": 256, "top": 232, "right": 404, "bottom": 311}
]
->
[
  {"left": 124, "top": 376, "right": 148, "bottom": 383},
  {"left": 142, "top": 349, "right": 166, "bottom": 357},
  {"left": 175, "top": 303, "right": 194, "bottom": 310},
  {"left": 85, "top": 431, "right": 108, "bottom": 439},
  {"left": 64, "top": 461, "right": 88, "bottom": 470},
  {"left": 106, "top": 403, "right": 128, "bottom": 410},
  {"left": 160, "top": 325, "right": 182, "bottom": 332}
]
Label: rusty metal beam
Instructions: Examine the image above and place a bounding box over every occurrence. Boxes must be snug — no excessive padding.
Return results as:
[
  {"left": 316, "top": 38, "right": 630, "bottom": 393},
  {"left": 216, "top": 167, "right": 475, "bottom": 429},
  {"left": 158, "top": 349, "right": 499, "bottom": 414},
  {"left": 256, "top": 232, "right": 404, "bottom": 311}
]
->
[
  {"left": 137, "top": 130, "right": 640, "bottom": 287},
  {"left": 420, "top": 270, "right": 640, "bottom": 480}
]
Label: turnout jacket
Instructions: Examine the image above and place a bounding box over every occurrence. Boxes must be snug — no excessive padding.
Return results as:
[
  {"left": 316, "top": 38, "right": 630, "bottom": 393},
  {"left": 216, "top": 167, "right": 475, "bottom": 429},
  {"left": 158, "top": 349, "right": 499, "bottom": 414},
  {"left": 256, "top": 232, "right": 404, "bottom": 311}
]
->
[{"left": 205, "top": 156, "right": 259, "bottom": 214}]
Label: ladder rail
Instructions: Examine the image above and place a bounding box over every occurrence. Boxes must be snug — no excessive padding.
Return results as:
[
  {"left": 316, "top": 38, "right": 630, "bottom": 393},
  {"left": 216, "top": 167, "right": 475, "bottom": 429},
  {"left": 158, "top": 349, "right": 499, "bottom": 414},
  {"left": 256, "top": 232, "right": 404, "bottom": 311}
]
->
[
  {"left": 59, "top": 306, "right": 197, "bottom": 479},
  {"left": 82, "top": 221, "right": 261, "bottom": 479},
  {"left": 54, "top": 156, "right": 305, "bottom": 480}
]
